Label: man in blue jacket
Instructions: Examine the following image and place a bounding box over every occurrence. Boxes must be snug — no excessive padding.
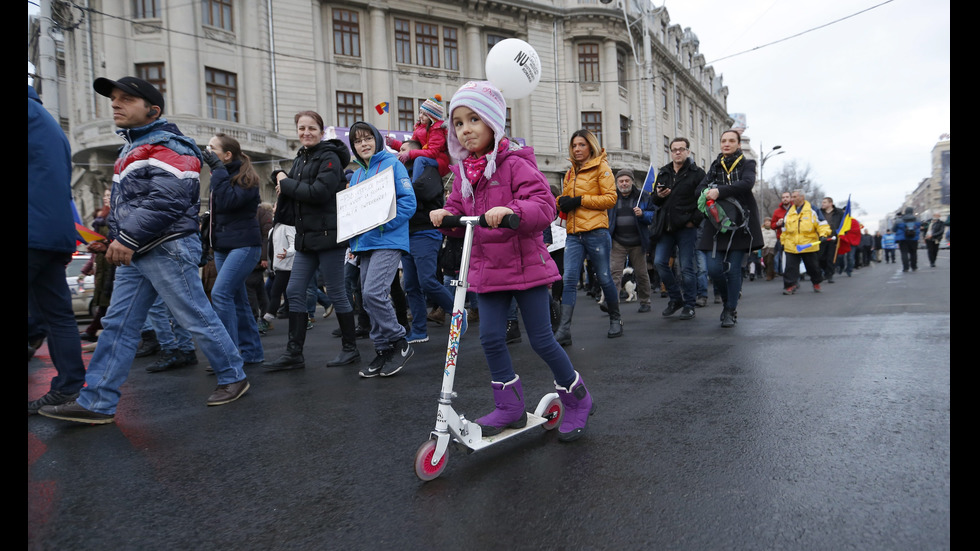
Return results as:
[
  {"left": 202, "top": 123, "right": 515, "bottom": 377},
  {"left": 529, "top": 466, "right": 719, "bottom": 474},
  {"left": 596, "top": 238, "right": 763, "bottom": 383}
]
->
[
  {"left": 27, "top": 85, "right": 86, "bottom": 414},
  {"left": 893, "top": 207, "right": 921, "bottom": 272},
  {"left": 607, "top": 169, "right": 655, "bottom": 313},
  {"left": 40, "top": 77, "right": 249, "bottom": 424}
]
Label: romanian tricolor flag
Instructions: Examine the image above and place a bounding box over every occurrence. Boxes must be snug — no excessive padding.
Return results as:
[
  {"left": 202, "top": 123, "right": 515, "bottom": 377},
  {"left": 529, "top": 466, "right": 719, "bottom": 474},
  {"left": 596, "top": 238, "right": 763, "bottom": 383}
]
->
[
  {"left": 375, "top": 101, "right": 389, "bottom": 115},
  {"left": 833, "top": 195, "right": 852, "bottom": 260},
  {"left": 836, "top": 195, "right": 852, "bottom": 237},
  {"left": 76, "top": 223, "right": 104, "bottom": 244}
]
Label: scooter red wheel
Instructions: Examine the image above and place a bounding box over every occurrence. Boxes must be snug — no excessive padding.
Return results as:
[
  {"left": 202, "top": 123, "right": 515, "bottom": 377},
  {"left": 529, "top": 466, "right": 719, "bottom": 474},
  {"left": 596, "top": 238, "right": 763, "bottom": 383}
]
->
[
  {"left": 414, "top": 439, "right": 448, "bottom": 481},
  {"left": 542, "top": 396, "right": 564, "bottom": 431}
]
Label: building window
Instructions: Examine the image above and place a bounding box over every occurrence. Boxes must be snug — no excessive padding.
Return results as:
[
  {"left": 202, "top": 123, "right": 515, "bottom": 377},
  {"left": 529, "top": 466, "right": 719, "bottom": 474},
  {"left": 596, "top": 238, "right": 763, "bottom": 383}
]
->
[
  {"left": 578, "top": 43, "right": 600, "bottom": 82},
  {"left": 205, "top": 67, "right": 237, "bottom": 122},
  {"left": 505, "top": 108, "right": 512, "bottom": 137},
  {"left": 676, "top": 96, "right": 682, "bottom": 123},
  {"left": 332, "top": 9, "right": 360, "bottom": 57},
  {"left": 700, "top": 113, "right": 705, "bottom": 142},
  {"left": 202, "top": 0, "right": 233, "bottom": 31},
  {"left": 398, "top": 97, "right": 415, "bottom": 131},
  {"left": 582, "top": 112, "right": 602, "bottom": 146},
  {"left": 395, "top": 19, "right": 411, "bottom": 64},
  {"left": 709, "top": 119, "right": 714, "bottom": 144},
  {"left": 134, "top": 0, "right": 158, "bottom": 18},
  {"left": 664, "top": 135, "right": 670, "bottom": 154},
  {"left": 617, "top": 49, "right": 627, "bottom": 89},
  {"left": 444, "top": 27, "right": 459, "bottom": 71},
  {"left": 689, "top": 107, "right": 695, "bottom": 133},
  {"left": 135, "top": 63, "right": 165, "bottom": 100},
  {"left": 337, "top": 91, "right": 363, "bottom": 128},
  {"left": 416, "top": 23, "right": 439, "bottom": 68},
  {"left": 620, "top": 115, "right": 630, "bottom": 150},
  {"left": 661, "top": 87, "right": 668, "bottom": 111},
  {"left": 487, "top": 34, "right": 507, "bottom": 53}
]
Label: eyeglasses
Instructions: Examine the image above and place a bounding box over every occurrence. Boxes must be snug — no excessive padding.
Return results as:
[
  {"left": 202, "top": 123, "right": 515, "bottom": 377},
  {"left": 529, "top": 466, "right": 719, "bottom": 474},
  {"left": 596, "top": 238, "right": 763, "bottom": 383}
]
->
[{"left": 670, "top": 147, "right": 688, "bottom": 153}]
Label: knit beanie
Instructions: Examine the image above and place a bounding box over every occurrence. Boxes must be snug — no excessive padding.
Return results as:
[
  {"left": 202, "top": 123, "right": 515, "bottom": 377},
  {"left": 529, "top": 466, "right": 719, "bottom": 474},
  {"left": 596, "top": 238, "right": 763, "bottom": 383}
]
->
[
  {"left": 419, "top": 94, "right": 445, "bottom": 123},
  {"left": 615, "top": 169, "right": 634, "bottom": 183},
  {"left": 446, "top": 81, "right": 508, "bottom": 199}
]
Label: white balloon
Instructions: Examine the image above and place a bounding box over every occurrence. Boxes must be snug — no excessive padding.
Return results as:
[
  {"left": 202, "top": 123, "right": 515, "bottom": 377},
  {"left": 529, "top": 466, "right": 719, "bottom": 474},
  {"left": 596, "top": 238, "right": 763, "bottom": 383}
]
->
[{"left": 485, "top": 38, "right": 542, "bottom": 100}]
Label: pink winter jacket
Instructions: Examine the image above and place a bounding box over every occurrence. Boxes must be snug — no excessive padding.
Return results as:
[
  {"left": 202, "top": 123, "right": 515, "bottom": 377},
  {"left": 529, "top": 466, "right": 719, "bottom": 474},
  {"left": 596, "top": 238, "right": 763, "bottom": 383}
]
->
[{"left": 442, "top": 144, "right": 560, "bottom": 293}]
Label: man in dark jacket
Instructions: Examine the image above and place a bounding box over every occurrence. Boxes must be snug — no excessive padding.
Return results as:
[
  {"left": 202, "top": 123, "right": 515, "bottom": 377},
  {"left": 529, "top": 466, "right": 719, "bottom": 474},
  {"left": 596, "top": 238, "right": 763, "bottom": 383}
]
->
[
  {"left": 607, "top": 169, "right": 655, "bottom": 312},
  {"left": 651, "top": 137, "right": 706, "bottom": 320},
  {"left": 27, "top": 85, "right": 86, "bottom": 414},
  {"left": 40, "top": 77, "right": 249, "bottom": 425},
  {"left": 924, "top": 212, "right": 946, "bottom": 268},
  {"left": 819, "top": 197, "right": 844, "bottom": 283}
]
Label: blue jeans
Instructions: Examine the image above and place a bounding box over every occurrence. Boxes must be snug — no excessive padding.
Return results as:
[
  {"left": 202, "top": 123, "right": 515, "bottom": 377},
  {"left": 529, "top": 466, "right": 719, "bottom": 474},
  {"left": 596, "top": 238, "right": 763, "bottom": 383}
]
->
[
  {"left": 145, "top": 296, "right": 194, "bottom": 352},
  {"left": 695, "top": 250, "right": 709, "bottom": 298},
  {"left": 654, "top": 227, "right": 698, "bottom": 308},
  {"left": 705, "top": 249, "right": 746, "bottom": 312},
  {"left": 403, "top": 231, "right": 455, "bottom": 336},
  {"left": 562, "top": 229, "right": 618, "bottom": 309},
  {"left": 214, "top": 246, "right": 264, "bottom": 362},
  {"left": 27, "top": 248, "right": 86, "bottom": 395},
  {"left": 289, "top": 248, "right": 351, "bottom": 316},
  {"left": 77, "top": 235, "right": 245, "bottom": 414},
  {"left": 411, "top": 156, "right": 439, "bottom": 181},
  {"left": 479, "top": 285, "right": 575, "bottom": 388}
]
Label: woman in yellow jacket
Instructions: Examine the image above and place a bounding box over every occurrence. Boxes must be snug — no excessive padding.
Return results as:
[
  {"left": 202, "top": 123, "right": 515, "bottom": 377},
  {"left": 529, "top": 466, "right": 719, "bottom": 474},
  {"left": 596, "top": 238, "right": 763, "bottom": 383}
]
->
[{"left": 554, "top": 129, "right": 621, "bottom": 345}]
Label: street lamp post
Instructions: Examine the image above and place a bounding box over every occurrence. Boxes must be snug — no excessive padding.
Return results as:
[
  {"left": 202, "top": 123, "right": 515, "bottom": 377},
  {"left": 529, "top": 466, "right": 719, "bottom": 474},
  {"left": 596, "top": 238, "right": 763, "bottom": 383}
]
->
[{"left": 759, "top": 142, "right": 785, "bottom": 211}]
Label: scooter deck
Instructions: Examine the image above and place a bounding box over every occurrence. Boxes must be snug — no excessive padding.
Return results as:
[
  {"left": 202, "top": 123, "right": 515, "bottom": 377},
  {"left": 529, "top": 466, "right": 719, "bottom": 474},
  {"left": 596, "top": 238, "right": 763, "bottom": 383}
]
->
[{"left": 456, "top": 412, "right": 551, "bottom": 451}]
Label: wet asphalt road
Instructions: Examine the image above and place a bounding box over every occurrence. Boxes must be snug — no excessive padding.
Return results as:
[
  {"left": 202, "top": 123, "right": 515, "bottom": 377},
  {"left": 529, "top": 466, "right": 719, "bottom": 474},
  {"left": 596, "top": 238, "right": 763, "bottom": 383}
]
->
[{"left": 28, "top": 251, "right": 950, "bottom": 550}]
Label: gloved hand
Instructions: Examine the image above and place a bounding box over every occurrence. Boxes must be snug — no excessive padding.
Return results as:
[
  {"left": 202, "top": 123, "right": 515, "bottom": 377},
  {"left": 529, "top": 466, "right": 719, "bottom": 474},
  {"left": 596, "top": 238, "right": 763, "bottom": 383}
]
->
[
  {"left": 270, "top": 169, "right": 287, "bottom": 185},
  {"left": 398, "top": 151, "right": 410, "bottom": 163},
  {"left": 557, "top": 195, "right": 583, "bottom": 213},
  {"left": 201, "top": 149, "right": 224, "bottom": 172}
]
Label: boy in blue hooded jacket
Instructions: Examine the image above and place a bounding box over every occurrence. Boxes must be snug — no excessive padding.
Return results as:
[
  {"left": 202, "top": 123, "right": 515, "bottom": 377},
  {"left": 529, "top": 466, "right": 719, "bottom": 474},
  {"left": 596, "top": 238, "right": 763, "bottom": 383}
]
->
[{"left": 347, "top": 121, "right": 417, "bottom": 377}]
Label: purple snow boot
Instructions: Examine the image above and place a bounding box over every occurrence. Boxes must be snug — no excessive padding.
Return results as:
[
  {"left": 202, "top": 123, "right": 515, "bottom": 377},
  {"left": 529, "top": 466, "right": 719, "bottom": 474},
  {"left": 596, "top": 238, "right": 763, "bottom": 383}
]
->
[
  {"left": 555, "top": 371, "right": 596, "bottom": 442},
  {"left": 476, "top": 375, "right": 527, "bottom": 436}
]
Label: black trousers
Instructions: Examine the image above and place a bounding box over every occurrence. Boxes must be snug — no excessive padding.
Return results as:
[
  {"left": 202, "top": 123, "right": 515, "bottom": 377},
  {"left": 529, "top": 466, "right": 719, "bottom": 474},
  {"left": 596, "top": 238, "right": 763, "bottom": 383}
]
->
[{"left": 783, "top": 251, "right": 824, "bottom": 288}]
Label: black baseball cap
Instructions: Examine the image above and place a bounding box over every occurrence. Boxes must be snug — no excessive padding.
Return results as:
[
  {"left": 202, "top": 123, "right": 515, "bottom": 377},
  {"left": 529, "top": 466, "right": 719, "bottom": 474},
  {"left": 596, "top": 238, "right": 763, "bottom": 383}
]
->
[{"left": 93, "top": 76, "right": 165, "bottom": 115}]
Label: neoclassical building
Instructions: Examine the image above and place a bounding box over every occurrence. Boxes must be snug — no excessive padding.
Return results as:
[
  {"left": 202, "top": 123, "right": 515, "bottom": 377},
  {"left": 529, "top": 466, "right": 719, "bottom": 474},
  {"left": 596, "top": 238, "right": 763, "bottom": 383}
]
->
[{"left": 31, "top": 0, "right": 732, "bottom": 221}]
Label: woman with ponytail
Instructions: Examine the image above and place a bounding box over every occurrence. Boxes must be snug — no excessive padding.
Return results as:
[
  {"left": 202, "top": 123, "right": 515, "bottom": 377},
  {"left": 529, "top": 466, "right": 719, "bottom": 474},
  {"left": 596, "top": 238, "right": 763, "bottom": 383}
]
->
[{"left": 202, "top": 133, "right": 264, "bottom": 364}]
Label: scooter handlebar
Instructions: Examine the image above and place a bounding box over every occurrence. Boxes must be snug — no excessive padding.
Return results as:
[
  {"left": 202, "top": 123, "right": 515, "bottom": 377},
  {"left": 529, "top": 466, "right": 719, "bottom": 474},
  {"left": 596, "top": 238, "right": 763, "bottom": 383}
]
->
[{"left": 441, "top": 214, "right": 521, "bottom": 230}]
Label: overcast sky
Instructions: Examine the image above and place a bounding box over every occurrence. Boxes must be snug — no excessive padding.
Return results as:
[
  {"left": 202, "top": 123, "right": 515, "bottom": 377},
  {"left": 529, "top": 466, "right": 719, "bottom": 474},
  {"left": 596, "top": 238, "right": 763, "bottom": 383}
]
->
[{"left": 658, "top": 0, "right": 950, "bottom": 227}]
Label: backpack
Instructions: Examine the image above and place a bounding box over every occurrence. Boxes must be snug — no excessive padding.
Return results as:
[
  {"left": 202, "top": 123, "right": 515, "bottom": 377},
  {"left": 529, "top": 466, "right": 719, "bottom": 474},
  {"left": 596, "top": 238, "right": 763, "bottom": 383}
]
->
[{"left": 902, "top": 221, "right": 917, "bottom": 240}]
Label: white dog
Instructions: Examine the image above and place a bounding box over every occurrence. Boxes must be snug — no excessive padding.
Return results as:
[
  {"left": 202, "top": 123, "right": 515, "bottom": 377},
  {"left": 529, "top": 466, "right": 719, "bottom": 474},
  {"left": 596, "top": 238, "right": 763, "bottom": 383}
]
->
[{"left": 621, "top": 266, "right": 638, "bottom": 303}]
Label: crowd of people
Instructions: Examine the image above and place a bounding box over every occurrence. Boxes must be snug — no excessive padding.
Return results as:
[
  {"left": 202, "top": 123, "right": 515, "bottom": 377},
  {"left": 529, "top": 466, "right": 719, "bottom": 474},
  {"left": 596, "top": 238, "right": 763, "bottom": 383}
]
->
[{"left": 29, "top": 75, "right": 942, "bottom": 441}]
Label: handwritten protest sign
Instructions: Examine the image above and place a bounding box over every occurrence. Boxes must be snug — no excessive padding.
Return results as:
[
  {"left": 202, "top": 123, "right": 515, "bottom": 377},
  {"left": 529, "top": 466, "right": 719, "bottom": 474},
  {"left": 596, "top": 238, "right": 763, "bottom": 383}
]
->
[{"left": 336, "top": 166, "right": 397, "bottom": 242}]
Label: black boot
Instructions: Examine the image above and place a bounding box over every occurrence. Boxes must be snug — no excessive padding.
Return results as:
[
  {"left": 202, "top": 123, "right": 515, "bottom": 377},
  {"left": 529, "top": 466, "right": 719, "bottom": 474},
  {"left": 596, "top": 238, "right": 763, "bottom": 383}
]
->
[
  {"left": 506, "top": 319, "right": 522, "bottom": 344},
  {"left": 263, "top": 312, "right": 307, "bottom": 371},
  {"left": 134, "top": 330, "right": 160, "bottom": 357},
  {"left": 607, "top": 302, "right": 623, "bottom": 338},
  {"left": 553, "top": 304, "right": 574, "bottom": 347},
  {"left": 326, "top": 311, "right": 361, "bottom": 367}
]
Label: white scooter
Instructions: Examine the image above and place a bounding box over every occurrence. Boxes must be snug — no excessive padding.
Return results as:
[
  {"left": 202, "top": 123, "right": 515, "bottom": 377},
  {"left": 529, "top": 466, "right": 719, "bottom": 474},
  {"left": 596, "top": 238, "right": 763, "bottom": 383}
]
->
[{"left": 414, "top": 214, "right": 565, "bottom": 481}]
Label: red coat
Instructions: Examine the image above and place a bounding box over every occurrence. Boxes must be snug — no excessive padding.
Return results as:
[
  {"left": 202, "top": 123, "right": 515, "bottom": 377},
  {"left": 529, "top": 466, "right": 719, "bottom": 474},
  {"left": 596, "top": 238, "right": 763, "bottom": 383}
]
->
[
  {"left": 836, "top": 218, "right": 862, "bottom": 254},
  {"left": 390, "top": 121, "right": 450, "bottom": 176}
]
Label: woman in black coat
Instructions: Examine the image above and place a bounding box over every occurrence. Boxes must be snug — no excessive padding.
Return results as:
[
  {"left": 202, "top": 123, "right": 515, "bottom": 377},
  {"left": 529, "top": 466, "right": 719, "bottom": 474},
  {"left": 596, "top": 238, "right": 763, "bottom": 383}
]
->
[
  {"left": 264, "top": 111, "right": 359, "bottom": 371},
  {"left": 696, "top": 129, "right": 763, "bottom": 328}
]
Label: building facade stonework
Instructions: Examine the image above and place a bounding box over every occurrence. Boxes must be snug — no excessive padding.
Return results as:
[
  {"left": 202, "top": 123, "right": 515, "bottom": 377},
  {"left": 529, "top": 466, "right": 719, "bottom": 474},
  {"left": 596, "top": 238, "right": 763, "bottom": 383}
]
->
[{"left": 31, "top": 0, "right": 732, "bottom": 222}]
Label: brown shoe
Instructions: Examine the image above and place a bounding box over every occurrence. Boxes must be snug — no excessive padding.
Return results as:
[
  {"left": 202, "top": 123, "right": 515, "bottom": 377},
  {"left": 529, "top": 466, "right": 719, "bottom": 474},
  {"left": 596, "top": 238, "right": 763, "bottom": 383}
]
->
[
  {"left": 207, "top": 378, "right": 250, "bottom": 406},
  {"left": 38, "top": 401, "right": 115, "bottom": 424},
  {"left": 427, "top": 307, "right": 445, "bottom": 325}
]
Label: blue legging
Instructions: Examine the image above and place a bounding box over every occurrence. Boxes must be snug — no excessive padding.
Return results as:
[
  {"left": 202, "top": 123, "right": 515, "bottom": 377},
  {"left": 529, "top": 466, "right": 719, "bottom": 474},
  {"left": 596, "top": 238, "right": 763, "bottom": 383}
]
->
[{"left": 478, "top": 285, "right": 575, "bottom": 388}]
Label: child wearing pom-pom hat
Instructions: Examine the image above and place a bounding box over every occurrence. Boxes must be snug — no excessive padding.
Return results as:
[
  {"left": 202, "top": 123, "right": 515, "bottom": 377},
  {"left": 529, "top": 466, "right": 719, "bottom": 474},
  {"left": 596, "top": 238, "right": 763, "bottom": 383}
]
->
[{"left": 386, "top": 94, "right": 450, "bottom": 181}]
